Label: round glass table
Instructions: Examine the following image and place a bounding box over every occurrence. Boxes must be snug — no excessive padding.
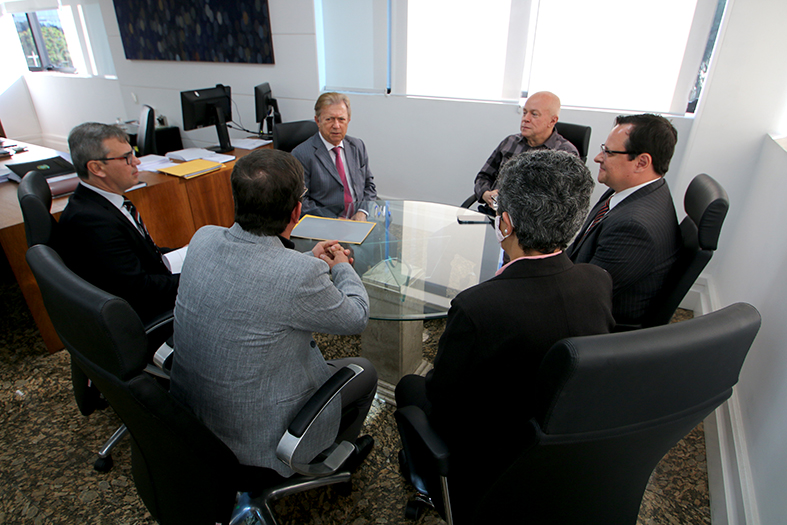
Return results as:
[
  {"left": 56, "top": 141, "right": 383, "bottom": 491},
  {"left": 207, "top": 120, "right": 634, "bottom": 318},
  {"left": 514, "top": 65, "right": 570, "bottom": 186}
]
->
[{"left": 293, "top": 200, "right": 501, "bottom": 391}]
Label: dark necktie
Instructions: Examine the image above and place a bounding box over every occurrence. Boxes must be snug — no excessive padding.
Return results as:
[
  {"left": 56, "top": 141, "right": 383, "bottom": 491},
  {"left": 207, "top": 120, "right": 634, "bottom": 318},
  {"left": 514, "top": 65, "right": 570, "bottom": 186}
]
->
[
  {"left": 124, "top": 199, "right": 164, "bottom": 259},
  {"left": 123, "top": 199, "right": 149, "bottom": 236},
  {"left": 333, "top": 146, "right": 354, "bottom": 217},
  {"left": 578, "top": 196, "right": 611, "bottom": 243}
]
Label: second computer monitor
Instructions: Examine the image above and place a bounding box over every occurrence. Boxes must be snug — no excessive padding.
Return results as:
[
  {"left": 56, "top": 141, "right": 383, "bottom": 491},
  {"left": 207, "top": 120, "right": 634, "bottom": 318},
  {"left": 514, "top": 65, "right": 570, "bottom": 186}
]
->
[
  {"left": 254, "top": 82, "right": 281, "bottom": 138},
  {"left": 181, "top": 84, "right": 233, "bottom": 153}
]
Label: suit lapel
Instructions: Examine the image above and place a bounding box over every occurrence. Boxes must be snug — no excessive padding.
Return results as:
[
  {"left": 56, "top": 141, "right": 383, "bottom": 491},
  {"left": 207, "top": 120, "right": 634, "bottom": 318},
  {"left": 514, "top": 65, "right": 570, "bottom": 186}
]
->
[
  {"left": 569, "top": 188, "right": 614, "bottom": 256},
  {"left": 342, "top": 139, "right": 360, "bottom": 197},
  {"left": 568, "top": 179, "right": 667, "bottom": 257},
  {"left": 76, "top": 185, "right": 161, "bottom": 259},
  {"left": 312, "top": 135, "right": 344, "bottom": 186}
]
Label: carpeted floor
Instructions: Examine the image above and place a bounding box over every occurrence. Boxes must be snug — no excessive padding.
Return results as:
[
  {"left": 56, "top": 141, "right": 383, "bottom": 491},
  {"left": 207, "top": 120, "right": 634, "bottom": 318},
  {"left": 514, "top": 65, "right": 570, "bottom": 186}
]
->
[{"left": 0, "top": 253, "right": 709, "bottom": 524}]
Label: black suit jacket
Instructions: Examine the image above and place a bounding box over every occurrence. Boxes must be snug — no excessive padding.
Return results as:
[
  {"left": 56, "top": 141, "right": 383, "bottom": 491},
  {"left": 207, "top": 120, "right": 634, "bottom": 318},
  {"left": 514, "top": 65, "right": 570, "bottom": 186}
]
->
[
  {"left": 566, "top": 178, "right": 681, "bottom": 325},
  {"left": 57, "top": 183, "right": 179, "bottom": 325},
  {"left": 424, "top": 253, "right": 615, "bottom": 517}
]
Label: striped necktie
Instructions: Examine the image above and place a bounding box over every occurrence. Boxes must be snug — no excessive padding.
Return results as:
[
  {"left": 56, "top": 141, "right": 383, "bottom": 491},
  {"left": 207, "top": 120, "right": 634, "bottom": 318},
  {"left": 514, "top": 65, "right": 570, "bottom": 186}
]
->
[
  {"left": 123, "top": 199, "right": 164, "bottom": 260},
  {"left": 579, "top": 196, "right": 611, "bottom": 242},
  {"left": 333, "top": 146, "right": 354, "bottom": 217},
  {"left": 123, "top": 199, "right": 149, "bottom": 236}
]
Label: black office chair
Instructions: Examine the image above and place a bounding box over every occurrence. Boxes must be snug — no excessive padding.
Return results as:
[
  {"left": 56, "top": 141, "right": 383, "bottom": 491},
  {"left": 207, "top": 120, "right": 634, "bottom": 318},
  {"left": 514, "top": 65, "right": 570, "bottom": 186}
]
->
[
  {"left": 136, "top": 104, "right": 157, "bottom": 156},
  {"left": 395, "top": 302, "right": 761, "bottom": 524},
  {"left": 17, "top": 170, "right": 57, "bottom": 247},
  {"left": 272, "top": 120, "right": 318, "bottom": 152},
  {"left": 624, "top": 173, "right": 729, "bottom": 330},
  {"left": 18, "top": 171, "right": 171, "bottom": 472},
  {"left": 554, "top": 121, "right": 591, "bottom": 163},
  {"left": 460, "top": 121, "right": 592, "bottom": 209},
  {"left": 26, "top": 243, "right": 368, "bottom": 525}
]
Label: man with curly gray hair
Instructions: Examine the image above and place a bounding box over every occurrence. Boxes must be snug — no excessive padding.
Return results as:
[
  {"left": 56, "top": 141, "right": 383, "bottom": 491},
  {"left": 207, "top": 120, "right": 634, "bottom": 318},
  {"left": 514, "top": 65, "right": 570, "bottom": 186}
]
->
[{"left": 395, "top": 149, "right": 615, "bottom": 521}]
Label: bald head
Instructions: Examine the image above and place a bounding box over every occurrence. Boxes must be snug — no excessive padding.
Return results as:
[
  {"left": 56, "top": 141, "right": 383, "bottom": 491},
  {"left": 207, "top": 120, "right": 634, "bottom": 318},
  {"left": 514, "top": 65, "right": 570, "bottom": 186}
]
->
[{"left": 521, "top": 91, "right": 561, "bottom": 147}]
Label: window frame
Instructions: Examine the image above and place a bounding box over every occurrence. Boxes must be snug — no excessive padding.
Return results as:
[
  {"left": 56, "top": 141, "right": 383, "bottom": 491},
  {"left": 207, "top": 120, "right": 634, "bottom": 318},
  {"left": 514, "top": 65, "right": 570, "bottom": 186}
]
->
[
  {"left": 13, "top": 10, "right": 76, "bottom": 73},
  {"left": 321, "top": 0, "right": 727, "bottom": 115}
]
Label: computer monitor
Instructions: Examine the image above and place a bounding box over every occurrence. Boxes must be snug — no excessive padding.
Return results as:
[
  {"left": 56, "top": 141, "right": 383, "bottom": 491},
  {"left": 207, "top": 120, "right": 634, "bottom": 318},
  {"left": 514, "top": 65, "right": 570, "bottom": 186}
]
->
[
  {"left": 180, "top": 84, "right": 233, "bottom": 153},
  {"left": 254, "top": 82, "right": 281, "bottom": 139}
]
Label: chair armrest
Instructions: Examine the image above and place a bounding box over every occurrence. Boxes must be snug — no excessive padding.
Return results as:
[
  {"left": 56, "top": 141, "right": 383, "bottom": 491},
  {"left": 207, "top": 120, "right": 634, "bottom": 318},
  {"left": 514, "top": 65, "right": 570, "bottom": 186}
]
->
[
  {"left": 612, "top": 323, "right": 642, "bottom": 333},
  {"left": 395, "top": 405, "right": 450, "bottom": 476},
  {"left": 460, "top": 194, "right": 477, "bottom": 208},
  {"left": 276, "top": 363, "right": 364, "bottom": 476},
  {"left": 144, "top": 309, "right": 174, "bottom": 334}
]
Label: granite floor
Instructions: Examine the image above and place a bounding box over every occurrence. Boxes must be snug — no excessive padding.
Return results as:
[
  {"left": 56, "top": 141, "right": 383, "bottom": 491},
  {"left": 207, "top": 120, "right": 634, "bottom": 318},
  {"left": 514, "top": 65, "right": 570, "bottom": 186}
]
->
[{"left": 0, "top": 255, "right": 710, "bottom": 525}]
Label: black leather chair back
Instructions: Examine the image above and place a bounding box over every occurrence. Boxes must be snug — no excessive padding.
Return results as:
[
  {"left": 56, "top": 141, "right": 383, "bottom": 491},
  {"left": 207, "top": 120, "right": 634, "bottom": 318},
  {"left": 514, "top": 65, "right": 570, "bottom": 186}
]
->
[
  {"left": 555, "top": 121, "right": 592, "bottom": 163},
  {"left": 137, "top": 104, "right": 157, "bottom": 156},
  {"left": 273, "top": 120, "right": 318, "bottom": 152},
  {"left": 18, "top": 170, "right": 57, "bottom": 247},
  {"left": 475, "top": 302, "right": 760, "bottom": 524},
  {"left": 26, "top": 244, "right": 239, "bottom": 525},
  {"left": 641, "top": 173, "right": 729, "bottom": 328}
]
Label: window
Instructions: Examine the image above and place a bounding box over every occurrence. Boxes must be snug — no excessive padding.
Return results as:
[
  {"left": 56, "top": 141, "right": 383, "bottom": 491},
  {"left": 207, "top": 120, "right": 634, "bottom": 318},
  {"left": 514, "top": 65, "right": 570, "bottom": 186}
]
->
[
  {"left": 3, "top": 1, "right": 115, "bottom": 77},
  {"left": 317, "top": 0, "right": 726, "bottom": 114},
  {"left": 12, "top": 10, "right": 74, "bottom": 72}
]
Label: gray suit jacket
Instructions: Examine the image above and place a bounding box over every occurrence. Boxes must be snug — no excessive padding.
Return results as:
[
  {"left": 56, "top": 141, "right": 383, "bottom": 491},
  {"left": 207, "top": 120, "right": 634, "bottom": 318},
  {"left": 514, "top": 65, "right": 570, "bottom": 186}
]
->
[
  {"left": 170, "top": 224, "right": 369, "bottom": 476},
  {"left": 291, "top": 133, "right": 377, "bottom": 216},
  {"left": 566, "top": 178, "right": 681, "bottom": 325}
]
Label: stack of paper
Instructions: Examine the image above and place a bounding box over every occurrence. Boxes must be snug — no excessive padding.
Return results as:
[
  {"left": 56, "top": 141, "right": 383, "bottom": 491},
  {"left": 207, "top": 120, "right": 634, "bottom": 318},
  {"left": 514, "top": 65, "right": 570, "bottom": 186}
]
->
[
  {"left": 138, "top": 154, "right": 177, "bottom": 172},
  {"left": 231, "top": 138, "right": 273, "bottom": 150},
  {"left": 166, "top": 148, "right": 214, "bottom": 162},
  {"left": 166, "top": 148, "right": 236, "bottom": 163},
  {"left": 158, "top": 159, "right": 223, "bottom": 179}
]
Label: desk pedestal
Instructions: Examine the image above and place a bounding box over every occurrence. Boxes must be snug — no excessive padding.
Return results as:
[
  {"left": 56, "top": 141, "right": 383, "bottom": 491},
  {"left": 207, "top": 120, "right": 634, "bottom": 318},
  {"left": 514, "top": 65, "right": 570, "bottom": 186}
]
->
[{"left": 360, "top": 280, "right": 425, "bottom": 389}]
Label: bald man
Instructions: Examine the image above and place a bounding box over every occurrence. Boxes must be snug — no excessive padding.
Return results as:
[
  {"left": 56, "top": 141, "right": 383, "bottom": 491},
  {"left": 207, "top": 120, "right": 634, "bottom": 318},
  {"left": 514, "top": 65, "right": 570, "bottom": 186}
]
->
[{"left": 474, "top": 91, "right": 579, "bottom": 207}]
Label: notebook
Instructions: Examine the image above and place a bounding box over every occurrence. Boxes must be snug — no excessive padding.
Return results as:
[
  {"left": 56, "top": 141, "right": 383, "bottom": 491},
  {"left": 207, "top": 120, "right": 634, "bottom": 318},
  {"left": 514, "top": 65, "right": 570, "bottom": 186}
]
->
[{"left": 6, "top": 156, "right": 76, "bottom": 183}]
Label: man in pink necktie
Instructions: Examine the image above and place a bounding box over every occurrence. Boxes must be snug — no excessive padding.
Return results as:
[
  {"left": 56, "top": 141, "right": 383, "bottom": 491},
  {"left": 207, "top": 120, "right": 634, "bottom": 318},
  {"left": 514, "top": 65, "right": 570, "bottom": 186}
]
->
[{"left": 292, "top": 93, "right": 377, "bottom": 221}]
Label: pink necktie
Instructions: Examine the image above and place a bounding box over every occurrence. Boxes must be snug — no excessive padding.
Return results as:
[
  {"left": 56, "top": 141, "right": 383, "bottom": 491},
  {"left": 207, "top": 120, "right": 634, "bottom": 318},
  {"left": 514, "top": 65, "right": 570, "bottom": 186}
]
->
[{"left": 333, "top": 146, "right": 354, "bottom": 216}]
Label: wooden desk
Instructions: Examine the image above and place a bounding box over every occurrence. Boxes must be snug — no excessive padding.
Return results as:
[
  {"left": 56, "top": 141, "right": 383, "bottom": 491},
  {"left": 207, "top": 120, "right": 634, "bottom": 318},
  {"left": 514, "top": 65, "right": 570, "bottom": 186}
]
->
[{"left": 1, "top": 142, "right": 259, "bottom": 353}]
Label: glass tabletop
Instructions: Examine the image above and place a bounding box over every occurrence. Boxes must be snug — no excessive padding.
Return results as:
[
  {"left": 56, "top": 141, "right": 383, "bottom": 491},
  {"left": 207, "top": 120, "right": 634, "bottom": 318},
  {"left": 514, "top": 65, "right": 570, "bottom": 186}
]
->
[{"left": 292, "top": 200, "right": 501, "bottom": 321}]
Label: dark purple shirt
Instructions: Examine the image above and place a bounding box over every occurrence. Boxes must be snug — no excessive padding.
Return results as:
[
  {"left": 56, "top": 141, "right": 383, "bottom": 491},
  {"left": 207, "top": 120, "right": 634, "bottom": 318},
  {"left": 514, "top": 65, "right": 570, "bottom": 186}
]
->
[{"left": 474, "top": 129, "right": 579, "bottom": 201}]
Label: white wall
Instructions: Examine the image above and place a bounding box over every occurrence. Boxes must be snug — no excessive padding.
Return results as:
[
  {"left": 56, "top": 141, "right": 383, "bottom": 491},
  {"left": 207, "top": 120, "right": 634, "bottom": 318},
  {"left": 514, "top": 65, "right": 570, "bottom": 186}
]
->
[{"left": 672, "top": 0, "right": 787, "bottom": 522}]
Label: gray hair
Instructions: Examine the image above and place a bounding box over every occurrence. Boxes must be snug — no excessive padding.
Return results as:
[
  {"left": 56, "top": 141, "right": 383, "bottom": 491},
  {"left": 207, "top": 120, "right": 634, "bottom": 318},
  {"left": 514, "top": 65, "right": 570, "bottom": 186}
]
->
[
  {"left": 68, "top": 122, "right": 130, "bottom": 180},
  {"left": 497, "top": 150, "right": 594, "bottom": 253},
  {"left": 314, "top": 92, "right": 351, "bottom": 118}
]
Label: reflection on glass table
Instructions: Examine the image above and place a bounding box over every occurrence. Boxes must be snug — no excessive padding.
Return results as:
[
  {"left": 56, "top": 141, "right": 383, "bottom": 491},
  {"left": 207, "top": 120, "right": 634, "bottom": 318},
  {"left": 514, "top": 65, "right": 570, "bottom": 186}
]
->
[
  {"left": 293, "top": 200, "right": 500, "bottom": 321},
  {"left": 293, "top": 199, "right": 499, "bottom": 392}
]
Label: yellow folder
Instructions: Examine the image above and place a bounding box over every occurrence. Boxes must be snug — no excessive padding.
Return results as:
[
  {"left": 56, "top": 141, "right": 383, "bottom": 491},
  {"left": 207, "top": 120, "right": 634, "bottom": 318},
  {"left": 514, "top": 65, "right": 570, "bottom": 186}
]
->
[{"left": 158, "top": 159, "right": 223, "bottom": 178}]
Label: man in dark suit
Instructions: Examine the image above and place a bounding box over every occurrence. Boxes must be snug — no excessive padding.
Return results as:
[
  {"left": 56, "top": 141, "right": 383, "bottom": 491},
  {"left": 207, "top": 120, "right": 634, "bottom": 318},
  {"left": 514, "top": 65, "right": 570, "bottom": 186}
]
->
[
  {"left": 291, "top": 92, "right": 377, "bottom": 219},
  {"left": 57, "top": 122, "right": 178, "bottom": 327},
  {"left": 396, "top": 150, "right": 615, "bottom": 522},
  {"left": 566, "top": 114, "right": 682, "bottom": 326}
]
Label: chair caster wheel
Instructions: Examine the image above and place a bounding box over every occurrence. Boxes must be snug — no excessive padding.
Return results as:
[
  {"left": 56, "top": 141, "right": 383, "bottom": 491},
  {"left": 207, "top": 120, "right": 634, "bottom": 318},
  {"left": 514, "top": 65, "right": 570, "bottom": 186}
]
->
[
  {"left": 94, "top": 455, "right": 113, "bottom": 472},
  {"left": 405, "top": 500, "right": 424, "bottom": 520}
]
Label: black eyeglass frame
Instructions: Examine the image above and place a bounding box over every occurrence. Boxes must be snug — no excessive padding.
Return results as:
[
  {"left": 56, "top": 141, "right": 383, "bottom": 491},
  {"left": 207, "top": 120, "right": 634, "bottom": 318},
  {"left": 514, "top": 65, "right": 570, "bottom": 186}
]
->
[
  {"left": 95, "top": 150, "right": 136, "bottom": 165},
  {"left": 600, "top": 144, "right": 637, "bottom": 157}
]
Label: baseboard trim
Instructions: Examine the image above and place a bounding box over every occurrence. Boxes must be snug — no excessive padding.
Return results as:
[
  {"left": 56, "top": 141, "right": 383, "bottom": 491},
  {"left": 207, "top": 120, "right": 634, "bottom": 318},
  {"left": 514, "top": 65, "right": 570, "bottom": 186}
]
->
[{"left": 693, "top": 275, "right": 759, "bottom": 525}]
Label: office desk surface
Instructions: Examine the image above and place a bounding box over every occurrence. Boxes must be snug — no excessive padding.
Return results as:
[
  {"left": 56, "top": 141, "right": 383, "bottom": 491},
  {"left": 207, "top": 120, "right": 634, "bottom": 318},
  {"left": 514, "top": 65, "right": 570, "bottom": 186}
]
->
[{"left": 1, "top": 142, "right": 259, "bottom": 352}]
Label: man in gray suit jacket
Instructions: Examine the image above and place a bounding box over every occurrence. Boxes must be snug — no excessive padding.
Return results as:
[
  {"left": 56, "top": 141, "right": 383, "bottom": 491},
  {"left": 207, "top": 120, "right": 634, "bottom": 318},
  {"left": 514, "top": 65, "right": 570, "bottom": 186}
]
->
[
  {"left": 292, "top": 92, "right": 377, "bottom": 219},
  {"left": 171, "top": 149, "right": 377, "bottom": 477},
  {"left": 566, "top": 114, "right": 682, "bottom": 325}
]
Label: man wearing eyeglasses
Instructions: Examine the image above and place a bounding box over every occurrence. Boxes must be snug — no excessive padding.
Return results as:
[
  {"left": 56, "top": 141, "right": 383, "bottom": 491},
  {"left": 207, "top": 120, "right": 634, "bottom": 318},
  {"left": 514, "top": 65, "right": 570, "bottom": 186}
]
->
[
  {"left": 57, "top": 122, "right": 179, "bottom": 327},
  {"left": 566, "top": 114, "right": 681, "bottom": 326},
  {"left": 473, "top": 91, "right": 578, "bottom": 208}
]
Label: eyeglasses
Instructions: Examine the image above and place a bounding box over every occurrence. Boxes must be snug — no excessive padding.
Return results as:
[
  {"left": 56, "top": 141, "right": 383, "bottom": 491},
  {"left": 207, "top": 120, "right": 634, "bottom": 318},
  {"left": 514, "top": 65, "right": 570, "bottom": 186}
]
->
[
  {"left": 95, "top": 150, "right": 136, "bottom": 165},
  {"left": 300, "top": 186, "right": 308, "bottom": 201},
  {"left": 600, "top": 144, "right": 635, "bottom": 157}
]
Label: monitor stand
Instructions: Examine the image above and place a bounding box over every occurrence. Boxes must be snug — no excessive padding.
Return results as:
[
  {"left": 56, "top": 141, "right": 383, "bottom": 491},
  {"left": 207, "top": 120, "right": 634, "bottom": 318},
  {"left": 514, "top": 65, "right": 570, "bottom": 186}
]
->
[{"left": 209, "top": 105, "right": 234, "bottom": 153}]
